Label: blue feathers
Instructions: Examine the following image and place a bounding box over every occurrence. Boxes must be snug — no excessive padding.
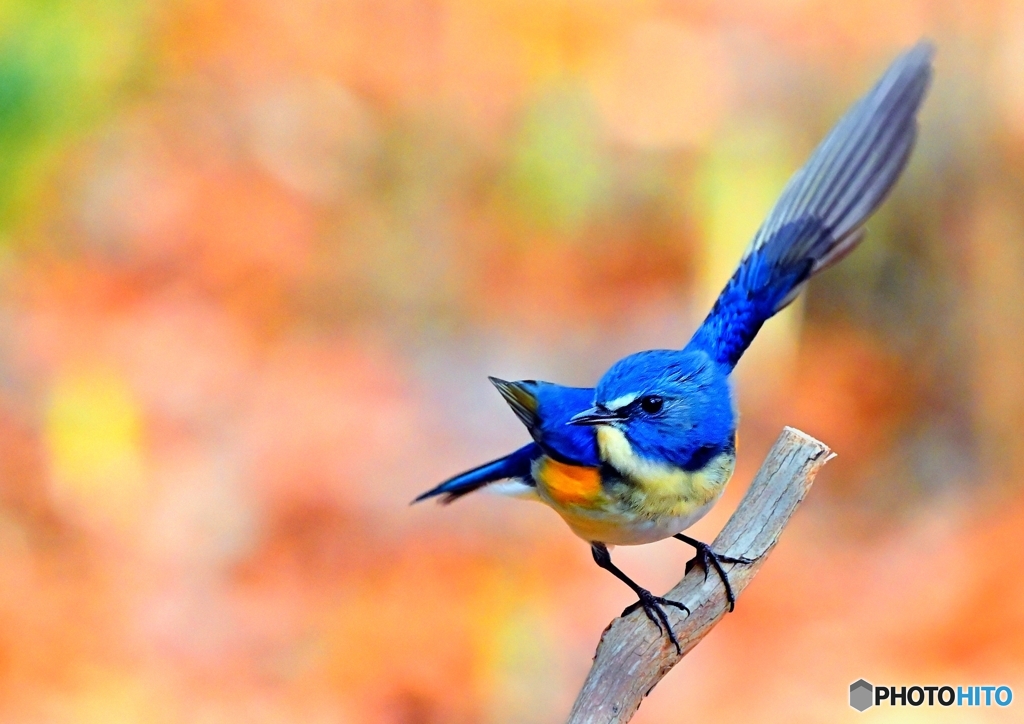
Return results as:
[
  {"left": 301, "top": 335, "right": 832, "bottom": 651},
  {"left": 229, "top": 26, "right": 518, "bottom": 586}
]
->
[
  {"left": 413, "top": 443, "right": 539, "bottom": 503},
  {"left": 687, "top": 42, "right": 933, "bottom": 368},
  {"left": 490, "top": 378, "right": 600, "bottom": 466},
  {"left": 417, "top": 42, "right": 933, "bottom": 510},
  {"left": 685, "top": 217, "right": 821, "bottom": 368},
  {"left": 593, "top": 348, "right": 736, "bottom": 470}
]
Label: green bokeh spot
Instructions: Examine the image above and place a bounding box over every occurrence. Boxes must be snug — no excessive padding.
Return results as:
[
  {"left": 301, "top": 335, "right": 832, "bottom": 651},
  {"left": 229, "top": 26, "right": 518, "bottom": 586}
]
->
[
  {"left": 0, "top": 0, "right": 149, "bottom": 235},
  {"left": 504, "top": 86, "right": 608, "bottom": 233}
]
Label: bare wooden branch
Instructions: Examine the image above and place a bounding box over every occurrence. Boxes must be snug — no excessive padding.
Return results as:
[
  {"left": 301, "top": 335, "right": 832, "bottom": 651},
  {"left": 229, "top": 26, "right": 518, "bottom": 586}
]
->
[{"left": 566, "top": 427, "right": 832, "bottom": 724}]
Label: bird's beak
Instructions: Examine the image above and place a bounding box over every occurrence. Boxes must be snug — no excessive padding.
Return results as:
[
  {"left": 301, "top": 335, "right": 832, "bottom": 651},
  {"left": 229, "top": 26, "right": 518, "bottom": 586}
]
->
[{"left": 568, "top": 405, "right": 623, "bottom": 426}]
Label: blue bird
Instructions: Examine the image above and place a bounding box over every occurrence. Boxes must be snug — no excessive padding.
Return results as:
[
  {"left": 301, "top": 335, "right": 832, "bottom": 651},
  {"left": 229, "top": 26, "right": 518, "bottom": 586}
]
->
[{"left": 415, "top": 42, "right": 933, "bottom": 652}]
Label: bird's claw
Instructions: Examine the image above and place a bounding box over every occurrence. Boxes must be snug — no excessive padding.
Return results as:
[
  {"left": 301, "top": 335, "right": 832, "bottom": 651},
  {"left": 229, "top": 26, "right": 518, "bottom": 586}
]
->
[
  {"left": 678, "top": 536, "right": 755, "bottom": 612},
  {"left": 620, "top": 588, "right": 689, "bottom": 655}
]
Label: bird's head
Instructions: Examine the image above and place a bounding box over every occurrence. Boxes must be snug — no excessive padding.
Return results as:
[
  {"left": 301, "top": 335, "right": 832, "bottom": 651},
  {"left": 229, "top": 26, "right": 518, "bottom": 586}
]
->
[{"left": 569, "top": 349, "right": 735, "bottom": 470}]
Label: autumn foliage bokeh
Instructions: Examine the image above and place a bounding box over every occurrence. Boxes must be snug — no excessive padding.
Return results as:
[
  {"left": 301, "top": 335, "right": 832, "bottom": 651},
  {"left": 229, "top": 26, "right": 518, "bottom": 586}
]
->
[{"left": 0, "top": 1, "right": 1022, "bottom": 722}]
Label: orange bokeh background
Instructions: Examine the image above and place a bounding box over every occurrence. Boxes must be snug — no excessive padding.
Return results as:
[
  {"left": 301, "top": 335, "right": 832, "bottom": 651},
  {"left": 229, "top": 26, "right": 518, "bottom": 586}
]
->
[{"left": 0, "top": 1, "right": 1021, "bottom": 721}]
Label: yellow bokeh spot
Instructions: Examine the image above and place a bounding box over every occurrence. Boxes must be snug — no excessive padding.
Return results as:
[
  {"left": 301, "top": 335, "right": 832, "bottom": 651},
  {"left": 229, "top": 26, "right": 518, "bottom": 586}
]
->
[
  {"left": 46, "top": 366, "right": 146, "bottom": 525},
  {"left": 54, "top": 668, "right": 171, "bottom": 724},
  {"left": 696, "top": 126, "right": 804, "bottom": 393}
]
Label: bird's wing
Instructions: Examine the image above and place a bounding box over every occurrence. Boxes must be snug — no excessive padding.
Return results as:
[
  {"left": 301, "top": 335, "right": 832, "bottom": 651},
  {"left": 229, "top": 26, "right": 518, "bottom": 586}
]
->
[
  {"left": 687, "top": 41, "right": 934, "bottom": 368},
  {"left": 744, "top": 40, "right": 933, "bottom": 273}
]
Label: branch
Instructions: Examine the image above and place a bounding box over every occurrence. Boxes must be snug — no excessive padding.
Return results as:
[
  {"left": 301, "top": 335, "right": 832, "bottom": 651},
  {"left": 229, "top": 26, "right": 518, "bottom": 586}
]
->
[{"left": 566, "top": 427, "right": 832, "bottom": 724}]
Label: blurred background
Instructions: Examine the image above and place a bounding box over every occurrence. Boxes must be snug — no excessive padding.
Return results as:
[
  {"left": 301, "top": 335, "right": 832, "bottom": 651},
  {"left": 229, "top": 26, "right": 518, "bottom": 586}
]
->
[{"left": 0, "top": 0, "right": 1021, "bottom": 722}]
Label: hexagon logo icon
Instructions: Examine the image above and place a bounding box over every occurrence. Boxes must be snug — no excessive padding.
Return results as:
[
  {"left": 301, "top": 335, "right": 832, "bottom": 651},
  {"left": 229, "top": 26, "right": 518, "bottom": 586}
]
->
[{"left": 850, "top": 679, "right": 873, "bottom": 712}]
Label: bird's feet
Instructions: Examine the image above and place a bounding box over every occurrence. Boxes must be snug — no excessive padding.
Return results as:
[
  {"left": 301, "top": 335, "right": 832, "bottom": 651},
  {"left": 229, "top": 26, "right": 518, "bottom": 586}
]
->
[
  {"left": 675, "top": 534, "right": 756, "bottom": 612},
  {"left": 620, "top": 588, "right": 689, "bottom": 654}
]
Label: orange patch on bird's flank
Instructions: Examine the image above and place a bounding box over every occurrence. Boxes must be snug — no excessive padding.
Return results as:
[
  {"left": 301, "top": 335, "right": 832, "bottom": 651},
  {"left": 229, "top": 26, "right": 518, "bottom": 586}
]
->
[{"left": 537, "top": 458, "right": 602, "bottom": 506}]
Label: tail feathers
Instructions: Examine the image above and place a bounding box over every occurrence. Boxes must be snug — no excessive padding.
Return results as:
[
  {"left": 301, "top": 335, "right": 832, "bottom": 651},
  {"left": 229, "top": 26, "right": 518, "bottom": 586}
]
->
[
  {"left": 489, "top": 377, "right": 539, "bottom": 430},
  {"left": 413, "top": 443, "right": 539, "bottom": 504},
  {"left": 687, "top": 41, "right": 933, "bottom": 368},
  {"left": 489, "top": 377, "right": 601, "bottom": 467}
]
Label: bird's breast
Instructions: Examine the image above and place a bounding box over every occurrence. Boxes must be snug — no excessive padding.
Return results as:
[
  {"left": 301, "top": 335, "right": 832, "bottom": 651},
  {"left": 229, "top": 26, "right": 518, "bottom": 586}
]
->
[
  {"left": 595, "top": 425, "right": 736, "bottom": 518},
  {"left": 532, "top": 456, "right": 605, "bottom": 507},
  {"left": 529, "top": 432, "right": 736, "bottom": 545}
]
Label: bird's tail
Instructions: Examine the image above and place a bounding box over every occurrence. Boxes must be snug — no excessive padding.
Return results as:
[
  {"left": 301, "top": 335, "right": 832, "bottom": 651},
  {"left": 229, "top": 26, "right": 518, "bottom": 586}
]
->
[
  {"left": 686, "top": 41, "right": 934, "bottom": 369},
  {"left": 412, "top": 443, "right": 539, "bottom": 504}
]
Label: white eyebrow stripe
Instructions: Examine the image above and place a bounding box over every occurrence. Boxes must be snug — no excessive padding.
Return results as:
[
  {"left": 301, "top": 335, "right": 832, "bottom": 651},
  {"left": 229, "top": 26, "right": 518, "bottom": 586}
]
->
[{"left": 605, "top": 393, "right": 638, "bottom": 411}]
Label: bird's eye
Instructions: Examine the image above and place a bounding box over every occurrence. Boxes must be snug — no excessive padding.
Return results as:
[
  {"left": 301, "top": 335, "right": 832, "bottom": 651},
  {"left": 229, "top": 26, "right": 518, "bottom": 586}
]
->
[{"left": 640, "top": 396, "right": 663, "bottom": 414}]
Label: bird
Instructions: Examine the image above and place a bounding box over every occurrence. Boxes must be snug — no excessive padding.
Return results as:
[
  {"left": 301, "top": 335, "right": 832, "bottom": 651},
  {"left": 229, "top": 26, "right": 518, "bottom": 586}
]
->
[{"left": 414, "top": 42, "right": 934, "bottom": 653}]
